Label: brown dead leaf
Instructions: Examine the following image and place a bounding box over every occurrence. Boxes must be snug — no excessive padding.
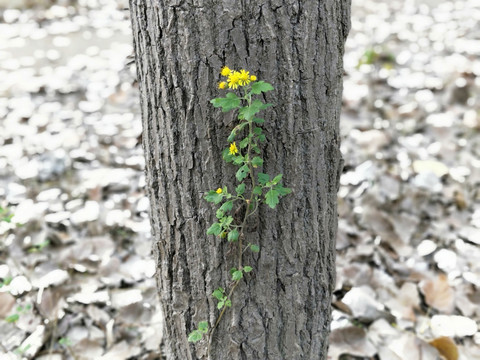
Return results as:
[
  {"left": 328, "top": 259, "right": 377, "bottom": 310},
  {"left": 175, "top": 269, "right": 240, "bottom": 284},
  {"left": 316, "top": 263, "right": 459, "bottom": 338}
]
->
[
  {"left": 420, "top": 274, "right": 455, "bottom": 313},
  {"left": 71, "top": 338, "right": 104, "bottom": 359},
  {"left": 0, "top": 292, "right": 16, "bottom": 317},
  {"left": 99, "top": 340, "right": 142, "bottom": 360},
  {"left": 361, "top": 207, "right": 413, "bottom": 257},
  {"left": 37, "top": 288, "right": 66, "bottom": 321},
  {"left": 429, "top": 337, "right": 458, "bottom": 360},
  {"left": 385, "top": 282, "right": 420, "bottom": 321},
  {"left": 332, "top": 300, "right": 353, "bottom": 316},
  {"left": 454, "top": 190, "right": 467, "bottom": 210},
  {"left": 328, "top": 326, "right": 376, "bottom": 359},
  {"left": 36, "top": 354, "right": 63, "bottom": 360},
  {"left": 388, "top": 332, "right": 440, "bottom": 360}
]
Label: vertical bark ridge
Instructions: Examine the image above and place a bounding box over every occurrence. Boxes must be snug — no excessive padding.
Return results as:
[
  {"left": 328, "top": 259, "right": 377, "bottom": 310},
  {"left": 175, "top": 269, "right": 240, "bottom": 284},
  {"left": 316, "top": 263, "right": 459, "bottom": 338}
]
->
[{"left": 130, "top": 0, "right": 350, "bottom": 359}]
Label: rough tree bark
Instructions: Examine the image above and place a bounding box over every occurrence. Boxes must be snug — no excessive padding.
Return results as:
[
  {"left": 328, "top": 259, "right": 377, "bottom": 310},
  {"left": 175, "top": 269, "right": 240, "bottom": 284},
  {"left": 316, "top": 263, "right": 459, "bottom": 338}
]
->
[{"left": 130, "top": 1, "right": 351, "bottom": 359}]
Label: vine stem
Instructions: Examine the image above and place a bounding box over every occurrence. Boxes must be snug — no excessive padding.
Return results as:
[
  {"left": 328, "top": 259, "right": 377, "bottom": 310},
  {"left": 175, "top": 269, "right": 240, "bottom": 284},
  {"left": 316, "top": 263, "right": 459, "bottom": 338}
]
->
[
  {"left": 207, "top": 279, "right": 239, "bottom": 359},
  {"left": 207, "top": 90, "right": 257, "bottom": 359},
  {"left": 207, "top": 190, "right": 253, "bottom": 359},
  {"left": 239, "top": 92, "right": 256, "bottom": 269}
]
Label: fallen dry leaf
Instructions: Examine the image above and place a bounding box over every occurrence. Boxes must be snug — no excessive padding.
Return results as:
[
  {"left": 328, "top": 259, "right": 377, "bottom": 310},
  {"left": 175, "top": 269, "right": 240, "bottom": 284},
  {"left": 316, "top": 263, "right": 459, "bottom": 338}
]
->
[
  {"left": 385, "top": 282, "right": 420, "bottom": 321},
  {"left": 0, "top": 292, "right": 16, "bottom": 317},
  {"left": 20, "top": 324, "right": 47, "bottom": 359},
  {"left": 71, "top": 338, "right": 104, "bottom": 360},
  {"left": 341, "top": 286, "right": 389, "bottom": 322},
  {"left": 328, "top": 326, "right": 377, "bottom": 360},
  {"left": 98, "top": 340, "right": 142, "bottom": 360},
  {"left": 6, "top": 275, "right": 32, "bottom": 296},
  {"left": 430, "top": 315, "right": 478, "bottom": 337},
  {"left": 388, "top": 332, "right": 439, "bottom": 360},
  {"left": 458, "top": 341, "right": 480, "bottom": 360},
  {"left": 412, "top": 160, "right": 449, "bottom": 177},
  {"left": 34, "top": 269, "right": 69, "bottom": 289},
  {"left": 420, "top": 274, "right": 455, "bottom": 313},
  {"left": 36, "top": 288, "right": 66, "bottom": 321},
  {"left": 36, "top": 355, "right": 63, "bottom": 360},
  {"left": 429, "top": 337, "right": 458, "bottom": 360}
]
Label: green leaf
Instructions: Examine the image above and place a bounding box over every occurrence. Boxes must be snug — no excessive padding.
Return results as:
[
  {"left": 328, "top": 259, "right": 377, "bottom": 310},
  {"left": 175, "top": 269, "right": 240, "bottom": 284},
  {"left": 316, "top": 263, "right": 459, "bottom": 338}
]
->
[
  {"left": 227, "top": 130, "right": 236, "bottom": 142},
  {"left": 210, "top": 92, "right": 241, "bottom": 112},
  {"left": 222, "top": 148, "right": 235, "bottom": 163},
  {"left": 258, "top": 173, "right": 270, "bottom": 185},
  {"left": 251, "top": 157, "right": 263, "bottom": 168},
  {"left": 222, "top": 216, "right": 233, "bottom": 226},
  {"left": 232, "top": 270, "right": 243, "bottom": 281},
  {"left": 272, "top": 174, "right": 283, "bottom": 185},
  {"left": 216, "top": 209, "right": 224, "bottom": 219},
  {"left": 253, "top": 186, "right": 262, "bottom": 195},
  {"left": 253, "top": 117, "right": 265, "bottom": 124},
  {"left": 188, "top": 330, "right": 203, "bottom": 343},
  {"left": 5, "top": 314, "right": 19, "bottom": 323},
  {"left": 219, "top": 201, "right": 233, "bottom": 213},
  {"left": 236, "top": 183, "right": 246, "bottom": 196},
  {"left": 207, "top": 223, "right": 222, "bottom": 236},
  {"left": 0, "top": 276, "right": 12, "bottom": 288},
  {"left": 227, "top": 122, "right": 249, "bottom": 143},
  {"left": 225, "top": 299, "right": 232, "bottom": 307},
  {"left": 240, "top": 100, "right": 272, "bottom": 121},
  {"left": 217, "top": 301, "right": 224, "bottom": 309},
  {"left": 233, "top": 155, "right": 244, "bottom": 165},
  {"left": 258, "top": 134, "right": 266, "bottom": 142},
  {"left": 265, "top": 189, "right": 280, "bottom": 209},
  {"left": 236, "top": 165, "right": 249, "bottom": 182},
  {"left": 253, "top": 127, "right": 262, "bottom": 135},
  {"left": 228, "top": 229, "right": 239, "bottom": 242},
  {"left": 250, "top": 81, "right": 274, "bottom": 95},
  {"left": 212, "top": 289, "right": 224, "bottom": 300},
  {"left": 250, "top": 244, "right": 260, "bottom": 252},
  {"left": 239, "top": 137, "right": 249, "bottom": 149},
  {"left": 276, "top": 185, "right": 292, "bottom": 196},
  {"left": 205, "top": 191, "right": 223, "bottom": 204},
  {"left": 198, "top": 321, "right": 208, "bottom": 333},
  {"left": 243, "top": 266, "right": 253, "bottom": 273},
  {"left": 252, "top": 144, "right": 261, "bottom": 154},
  {"left": 58, "top": 337, "right": 72, "bottom": 346}
]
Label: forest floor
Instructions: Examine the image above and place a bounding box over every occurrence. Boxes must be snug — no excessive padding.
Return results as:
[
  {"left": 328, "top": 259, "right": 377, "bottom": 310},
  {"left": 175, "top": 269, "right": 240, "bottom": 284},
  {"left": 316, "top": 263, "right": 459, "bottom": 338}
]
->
[{"left": 0, "top": 0, "right": 479, "bottom": 359}]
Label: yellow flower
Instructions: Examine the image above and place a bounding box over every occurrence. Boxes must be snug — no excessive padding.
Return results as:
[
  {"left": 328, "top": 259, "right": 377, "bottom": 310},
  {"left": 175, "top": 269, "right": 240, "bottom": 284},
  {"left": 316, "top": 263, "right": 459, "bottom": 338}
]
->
[
  {"left": 218, "top": 81, "right": 227, "bottom": 89},
  {"left": 229, "top": 142, "right": 239, "bottom": 155},
  {"left": 221, "top": 66, "right": 232, "bottom": 77},
  {"left": 216, "top": 188, "right": 223, "bottom": 194},
  {"left": 238, "top": 69, "right": 250, "bottom": 86},
  {"left": 250, "top": 75, "right": 257, "bottom": 81},
  {"left": 228, "top": 71, "right": 241, "bottom": 89}
]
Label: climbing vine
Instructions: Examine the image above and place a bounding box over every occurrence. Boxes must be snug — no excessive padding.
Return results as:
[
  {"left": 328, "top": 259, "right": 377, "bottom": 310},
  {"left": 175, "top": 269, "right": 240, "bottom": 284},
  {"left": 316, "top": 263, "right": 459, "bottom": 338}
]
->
[{"left": 188, "top": 67, "right": 291, "bottom": 351}]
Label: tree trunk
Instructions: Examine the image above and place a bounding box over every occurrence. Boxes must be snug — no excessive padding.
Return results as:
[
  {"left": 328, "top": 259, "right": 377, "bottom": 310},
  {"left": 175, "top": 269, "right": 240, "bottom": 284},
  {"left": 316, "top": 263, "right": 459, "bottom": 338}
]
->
[{"left": 129, "top": 1, "right": 351, "bottom": 359}]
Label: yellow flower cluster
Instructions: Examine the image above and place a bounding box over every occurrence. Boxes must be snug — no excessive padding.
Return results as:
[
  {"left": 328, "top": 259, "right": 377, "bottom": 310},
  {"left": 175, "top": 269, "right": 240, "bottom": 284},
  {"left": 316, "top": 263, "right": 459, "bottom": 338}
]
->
[
  {"left": 218, "top": 66, "right": 257, "bottom": 90},
  {"left": 229, "top": 142, "right": 238, "bottom": 155}
]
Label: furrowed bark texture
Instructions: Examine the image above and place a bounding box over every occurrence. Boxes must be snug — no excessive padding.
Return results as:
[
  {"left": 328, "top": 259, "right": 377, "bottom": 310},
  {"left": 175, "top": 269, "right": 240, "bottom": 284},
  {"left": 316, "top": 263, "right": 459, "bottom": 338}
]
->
[{"left": 130, "top": 1, "right": 350, "bottom": 359}]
